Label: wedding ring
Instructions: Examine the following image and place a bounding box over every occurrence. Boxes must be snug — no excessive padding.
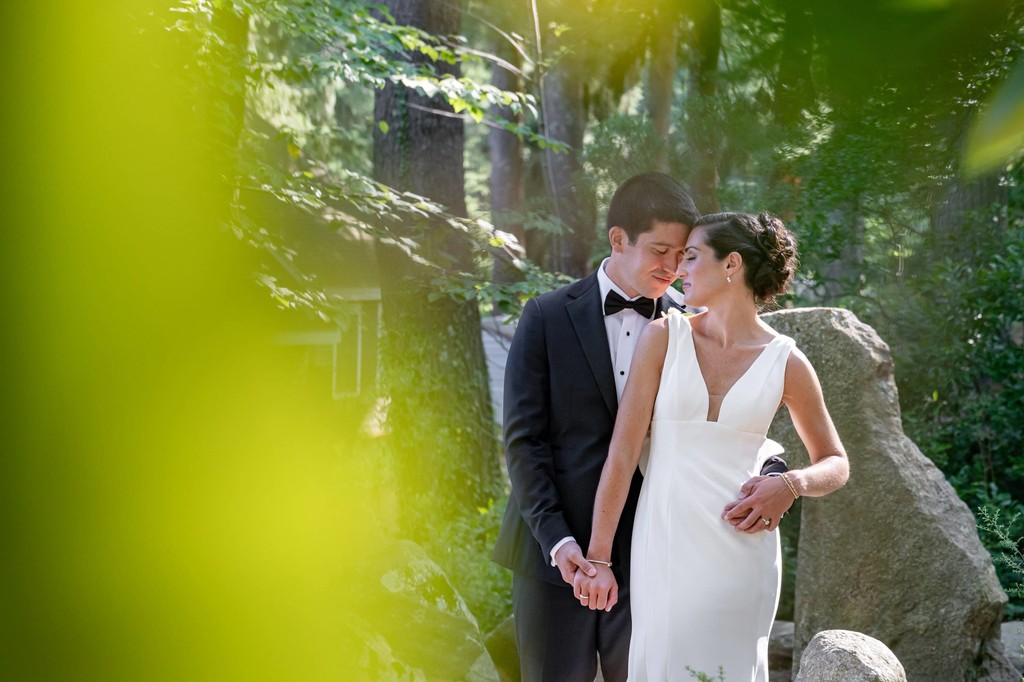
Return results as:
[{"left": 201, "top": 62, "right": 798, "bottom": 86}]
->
[
  {"left": 762, "top": 517, "right": 770, "bottom": 527},
  {"left": 580, "top": 595, "right": 590, "bottom": 600}
]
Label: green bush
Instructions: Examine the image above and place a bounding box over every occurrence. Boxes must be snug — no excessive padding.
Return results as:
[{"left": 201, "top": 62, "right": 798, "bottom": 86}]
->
[
  {"left": 887, "top": 188, "right": 1024, "bottom": 616},
  {"left": 424, "top": 496, "right": 513, "bottom": 634}
]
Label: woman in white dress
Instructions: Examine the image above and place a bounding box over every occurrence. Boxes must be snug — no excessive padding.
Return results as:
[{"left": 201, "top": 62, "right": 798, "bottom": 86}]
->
[{"left": 575, "top": 212, "right": 849, "bottom": 681}]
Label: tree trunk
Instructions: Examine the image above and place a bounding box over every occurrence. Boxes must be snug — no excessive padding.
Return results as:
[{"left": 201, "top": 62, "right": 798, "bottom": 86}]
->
[
  {"left": 685, "top": 0, "right": 722, "bottom": 213},
  {"left": 540, "top": 53, "right": 596, "bottom": 277},
  {"left": 769, "top": 0, "right": 816, "bottom": 220},
  {"left": 930, "top": 173, "right": 1008, "bottom": 258},
  {"left": 818, "top": 198, "right": 865, "bottom": 305},
  {"left": 372, "top": 0, "right": 498, "bottom": 533},
  {"left": 772, "top": 1, "right": 815, "bottom": 127},
  {"left": 489, "top": 38, "right": 525, "bottom": 285},
  {"left": 647, "top": 1, "right": 682, "bottom": 173}
]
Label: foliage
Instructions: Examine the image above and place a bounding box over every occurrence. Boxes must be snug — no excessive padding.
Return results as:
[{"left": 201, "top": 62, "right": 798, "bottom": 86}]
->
[
  {"left": 423, "top": 496, "right": 513, "bottom": 634},
  {"left": 686, "top": 665, "right": 726, "bottom": 682},
  {"left": 889, "top": 195, "right": 1024, "bottom": 487},
  {"left": 977, "top": 506, "right": 1024, "bottom": 618}
]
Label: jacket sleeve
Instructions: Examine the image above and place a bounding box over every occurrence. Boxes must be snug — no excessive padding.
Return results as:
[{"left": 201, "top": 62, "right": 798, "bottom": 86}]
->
[{"left": 502, "top": 296, "right": 573, "bottom": 559}]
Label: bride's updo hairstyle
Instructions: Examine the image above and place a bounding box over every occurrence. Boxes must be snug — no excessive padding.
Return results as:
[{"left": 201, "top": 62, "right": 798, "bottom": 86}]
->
[{"left": 694, "top": 211, "right": 798, "bottom": 304}]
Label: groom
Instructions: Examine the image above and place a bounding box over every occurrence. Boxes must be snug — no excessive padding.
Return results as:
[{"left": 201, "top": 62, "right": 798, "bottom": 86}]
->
[
  {"left": 493, "top": 172, "right": 695, "bottom": 682},
  {"left": 493, "top": 173, "right": 787, "bottom": 681}
]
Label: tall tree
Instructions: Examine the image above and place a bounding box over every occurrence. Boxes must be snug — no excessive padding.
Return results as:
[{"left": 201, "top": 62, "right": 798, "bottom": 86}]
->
[
  {"left": 685, "top": 0, "right": 722, "bottom": 212},
  {"left": 771, "top": 0, "right": 815, "bottom": 127},
  {"left": 647, "top": 0, "right": 683, "bottom": 172},
  {"left": 372, "top": 0, "right": 499, "bottom": 531},
  {"left": 539, "top": 49, "right": 595, "bottom": 277},
  {"left": 489, "top": 37, "right": 526, "bottom": 285}
]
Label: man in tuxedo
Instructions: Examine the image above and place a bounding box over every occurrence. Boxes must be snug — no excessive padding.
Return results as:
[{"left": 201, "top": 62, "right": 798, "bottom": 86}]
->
[
  {"left": 492, "top": 173, "right": 787, "bottom": 681},
  {"left": 492, "top": 172, "right": 697, "bottom": 681}
]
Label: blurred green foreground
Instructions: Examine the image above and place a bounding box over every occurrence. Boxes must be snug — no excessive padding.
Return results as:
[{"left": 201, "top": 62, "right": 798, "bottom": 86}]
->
[{"left": 0, "top": 4, "right": 390, "bottom": 678}]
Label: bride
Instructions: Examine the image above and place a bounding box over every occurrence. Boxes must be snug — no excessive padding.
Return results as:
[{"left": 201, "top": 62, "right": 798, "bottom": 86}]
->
[{"left": 575, "top": 212, "right": 849, "bottom": 680}]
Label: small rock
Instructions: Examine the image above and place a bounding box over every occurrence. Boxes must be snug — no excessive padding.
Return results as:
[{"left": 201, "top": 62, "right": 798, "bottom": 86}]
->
[{"left": 794, "top": 630, "right": 905, "bottom": 682}]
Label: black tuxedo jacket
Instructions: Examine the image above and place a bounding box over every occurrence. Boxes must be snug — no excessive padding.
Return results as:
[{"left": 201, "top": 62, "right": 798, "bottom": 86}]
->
[{"left": 493, "top": 271, "right": 686, "bottom": 586}]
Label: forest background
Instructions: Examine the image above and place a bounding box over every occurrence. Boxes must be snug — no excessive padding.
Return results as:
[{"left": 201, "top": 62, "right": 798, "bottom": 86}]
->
[{"left": 2, "top": 0, "right": 1024, "bottom": 678}]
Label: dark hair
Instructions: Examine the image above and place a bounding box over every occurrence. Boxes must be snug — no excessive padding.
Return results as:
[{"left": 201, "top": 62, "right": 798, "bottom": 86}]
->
[
  {"left": 694, "top": 211, "right": 798, "bottom": 303},
  {"left": 606, "top": 172, "right": 699, "bottom": 243}
]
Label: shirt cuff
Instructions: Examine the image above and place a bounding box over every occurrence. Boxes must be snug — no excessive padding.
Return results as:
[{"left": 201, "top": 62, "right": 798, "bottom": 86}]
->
[{"left": 550, "top": 536, "right": 576, "bottom": 567}]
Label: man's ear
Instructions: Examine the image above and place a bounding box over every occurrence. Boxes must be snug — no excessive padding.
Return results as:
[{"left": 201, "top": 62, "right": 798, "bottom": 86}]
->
[{"left": 608, "top": 226, "right": 627, "bottom": 253}]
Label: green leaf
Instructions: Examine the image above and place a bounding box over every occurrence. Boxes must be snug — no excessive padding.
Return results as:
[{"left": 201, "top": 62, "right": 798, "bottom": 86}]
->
[
  {"left": 378, "top": 120, "right": 389, "bottom": 134},
  {"left": 549, "top": 22, "right": 571, "bottom": 38}
]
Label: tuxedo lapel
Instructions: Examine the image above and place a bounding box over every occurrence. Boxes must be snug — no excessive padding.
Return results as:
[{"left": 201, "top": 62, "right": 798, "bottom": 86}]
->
[{"left": 566, "top": 274, "right": 617, "bottom": 419}]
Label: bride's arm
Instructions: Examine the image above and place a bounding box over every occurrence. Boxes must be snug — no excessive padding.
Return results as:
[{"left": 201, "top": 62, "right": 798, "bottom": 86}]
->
[
  {"left": 779, "top": 348, "right": 849, "bottom": 495},
  {"left": 578, "top": 320, "right": 668, "bottom": 611},
  {"left": 723, "top": 348, "right": 848, "bottom": 533}
]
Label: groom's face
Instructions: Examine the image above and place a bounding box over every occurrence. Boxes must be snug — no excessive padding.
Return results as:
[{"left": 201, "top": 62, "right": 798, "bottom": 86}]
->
[{"left": 606, "top": 220, "right": 690, "bottom": 299}]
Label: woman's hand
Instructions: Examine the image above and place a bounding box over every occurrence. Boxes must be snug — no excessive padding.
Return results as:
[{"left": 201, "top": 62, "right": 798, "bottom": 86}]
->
[
  {"left": 573, "top": 565, "right": 618, "bottom": 612},
  {"left": 722, "top": 474, "right": 795, "bottom": 533}
]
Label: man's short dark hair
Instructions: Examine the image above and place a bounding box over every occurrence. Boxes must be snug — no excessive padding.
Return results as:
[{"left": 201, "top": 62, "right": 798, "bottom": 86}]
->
[{"left": 606, "top": 172, "right": 699, "bottom": 243}]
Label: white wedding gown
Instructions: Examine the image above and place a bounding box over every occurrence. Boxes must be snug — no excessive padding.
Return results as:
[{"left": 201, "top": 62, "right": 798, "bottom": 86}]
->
[{"left": 629, "top": 312, "right": 794, "bottom": 681}]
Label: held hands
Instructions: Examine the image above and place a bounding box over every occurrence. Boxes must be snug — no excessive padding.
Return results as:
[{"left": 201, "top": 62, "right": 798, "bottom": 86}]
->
[
  {"left": 722, "top": 475, "right": 796, "bottom": 533},
  {"left": 553, "top": 541, "right": 597, "bottom": 585},
  {"left": 574, "top": 564, "right": 618, "bottom": 611},
  {"left": 554, "top": 542, "right": 618, "bottom": 610}
]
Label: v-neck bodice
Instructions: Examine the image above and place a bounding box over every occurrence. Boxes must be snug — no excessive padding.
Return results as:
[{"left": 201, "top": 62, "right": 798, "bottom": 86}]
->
[{"left": 652, "top": 311, "right": 794, "bottom": 435}]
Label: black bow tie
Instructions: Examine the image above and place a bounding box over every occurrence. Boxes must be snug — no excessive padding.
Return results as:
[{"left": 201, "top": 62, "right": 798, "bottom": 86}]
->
[{"left": 604, "top": 290, "right": 656, "bottom": 318}]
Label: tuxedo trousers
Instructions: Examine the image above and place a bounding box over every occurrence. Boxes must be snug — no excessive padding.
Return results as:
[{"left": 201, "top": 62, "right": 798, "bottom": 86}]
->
[{"left": 512, "top": 572, "right": 631, "bottom": 682}]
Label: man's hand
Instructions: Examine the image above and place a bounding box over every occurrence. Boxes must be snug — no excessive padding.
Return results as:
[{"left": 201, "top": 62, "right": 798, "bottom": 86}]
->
[
  {"left": 574, "top": 565, "right": 618, "bottom": 612},
  {"left": 553, "top": 541, "right": 597, "bottom": 585},
  {"left": 722, "top": 475, "right": 796, "bottom": 533}
]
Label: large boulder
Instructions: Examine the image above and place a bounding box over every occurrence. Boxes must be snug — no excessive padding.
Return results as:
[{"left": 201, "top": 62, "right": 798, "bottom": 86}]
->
[
  {"left": 762, "top": 308, "right": 1016, "bottom": 682},
  {"left": 346, "top": 539, "right": 499, "bottom": 681},
  {"left": 795, "top": 629, "right": 905, "bottom": 682}
]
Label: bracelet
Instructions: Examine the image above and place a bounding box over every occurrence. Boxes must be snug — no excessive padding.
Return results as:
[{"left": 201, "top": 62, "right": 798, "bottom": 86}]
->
[
  {"left": 780, "top": 473, "right": 800, "bottom": 499},
  {"left": 587, "top": 559, "right": 613, "bottom": 567}
]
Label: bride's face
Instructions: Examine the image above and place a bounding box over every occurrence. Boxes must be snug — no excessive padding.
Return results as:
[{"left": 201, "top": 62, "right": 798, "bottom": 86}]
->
[{"left": 678, "top": 227, "right": 727, "bottom": 307}]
